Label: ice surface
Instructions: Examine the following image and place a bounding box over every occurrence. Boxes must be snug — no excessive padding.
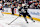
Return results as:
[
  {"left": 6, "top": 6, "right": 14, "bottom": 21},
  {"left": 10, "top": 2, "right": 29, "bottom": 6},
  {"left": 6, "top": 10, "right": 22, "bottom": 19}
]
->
[{"left": 0, "top": 14, "right": 40, "bottom": 27}]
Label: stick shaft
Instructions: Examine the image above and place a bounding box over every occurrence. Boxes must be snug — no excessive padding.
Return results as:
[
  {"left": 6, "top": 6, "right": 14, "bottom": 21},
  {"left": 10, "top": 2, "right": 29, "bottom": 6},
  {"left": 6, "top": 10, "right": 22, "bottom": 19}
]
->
[{"left": 8, "top": 17, "right": 19, "bottom": 25}]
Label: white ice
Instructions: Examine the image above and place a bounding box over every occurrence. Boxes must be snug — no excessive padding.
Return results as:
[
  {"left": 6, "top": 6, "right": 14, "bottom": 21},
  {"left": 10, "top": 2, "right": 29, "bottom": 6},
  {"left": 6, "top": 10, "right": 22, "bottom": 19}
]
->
[
  {"left": 0, "top": 10, "right": 40, "bottom": 27},
  {"left": 0, "top": 14, "right": 40, "bottom": 27},
  {"left": 0, "top": 12, "right": 40, "bottom": 27}
]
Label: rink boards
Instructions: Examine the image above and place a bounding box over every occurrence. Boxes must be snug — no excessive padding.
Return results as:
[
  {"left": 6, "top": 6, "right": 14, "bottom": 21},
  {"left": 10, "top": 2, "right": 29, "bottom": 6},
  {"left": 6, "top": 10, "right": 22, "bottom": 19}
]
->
[{"left": 1, "top": 8, "right": 40, "bottom": 21}]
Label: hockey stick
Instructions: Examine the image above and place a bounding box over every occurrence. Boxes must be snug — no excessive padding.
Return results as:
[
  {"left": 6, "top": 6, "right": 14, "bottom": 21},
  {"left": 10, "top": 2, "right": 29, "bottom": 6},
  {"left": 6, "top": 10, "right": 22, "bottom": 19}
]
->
[{"left": 8, "top": 16, "right": 19, "bottom": 25}]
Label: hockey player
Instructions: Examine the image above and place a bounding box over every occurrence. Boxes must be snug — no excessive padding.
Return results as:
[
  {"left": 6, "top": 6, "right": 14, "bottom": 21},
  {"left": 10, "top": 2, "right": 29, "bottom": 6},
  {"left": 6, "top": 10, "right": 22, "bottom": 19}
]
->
[
  {"left": 18, "top": 2, "right": 35, "bottom": 23},
  {"left": 0, "top": 4, "right": 3, "bottom": 10}
]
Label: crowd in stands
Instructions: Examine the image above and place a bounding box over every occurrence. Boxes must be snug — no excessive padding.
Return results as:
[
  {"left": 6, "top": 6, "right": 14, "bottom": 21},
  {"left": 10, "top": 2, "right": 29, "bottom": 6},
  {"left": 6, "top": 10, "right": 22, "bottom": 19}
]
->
[{"left": 0, "top": 0, "right": 40, "bottom": 9}]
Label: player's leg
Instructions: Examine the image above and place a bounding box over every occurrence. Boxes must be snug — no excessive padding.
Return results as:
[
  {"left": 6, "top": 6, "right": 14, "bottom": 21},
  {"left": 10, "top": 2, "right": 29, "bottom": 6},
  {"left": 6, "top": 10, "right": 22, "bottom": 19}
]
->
[
  {"left": 11, "top": 8, "right": 14, "bottom": 15},
  {"left": 23, "top": 14, "right": 28, "bottom": 23},
  {"left": 24, "top": 17, "right": 28, "bottom": 23},
  {"left": 28, "top": 14, "right": 35, "bottom": 22}
]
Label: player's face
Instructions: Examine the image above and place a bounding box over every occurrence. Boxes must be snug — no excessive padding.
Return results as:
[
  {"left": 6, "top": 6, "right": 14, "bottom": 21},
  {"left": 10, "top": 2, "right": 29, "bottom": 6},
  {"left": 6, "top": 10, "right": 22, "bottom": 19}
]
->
[
  {"left": 18, "top": 4, "right": 22, "bottom": 7},
  {"left": 15, "top": 5, "right": 18, "bottom": 7}
]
